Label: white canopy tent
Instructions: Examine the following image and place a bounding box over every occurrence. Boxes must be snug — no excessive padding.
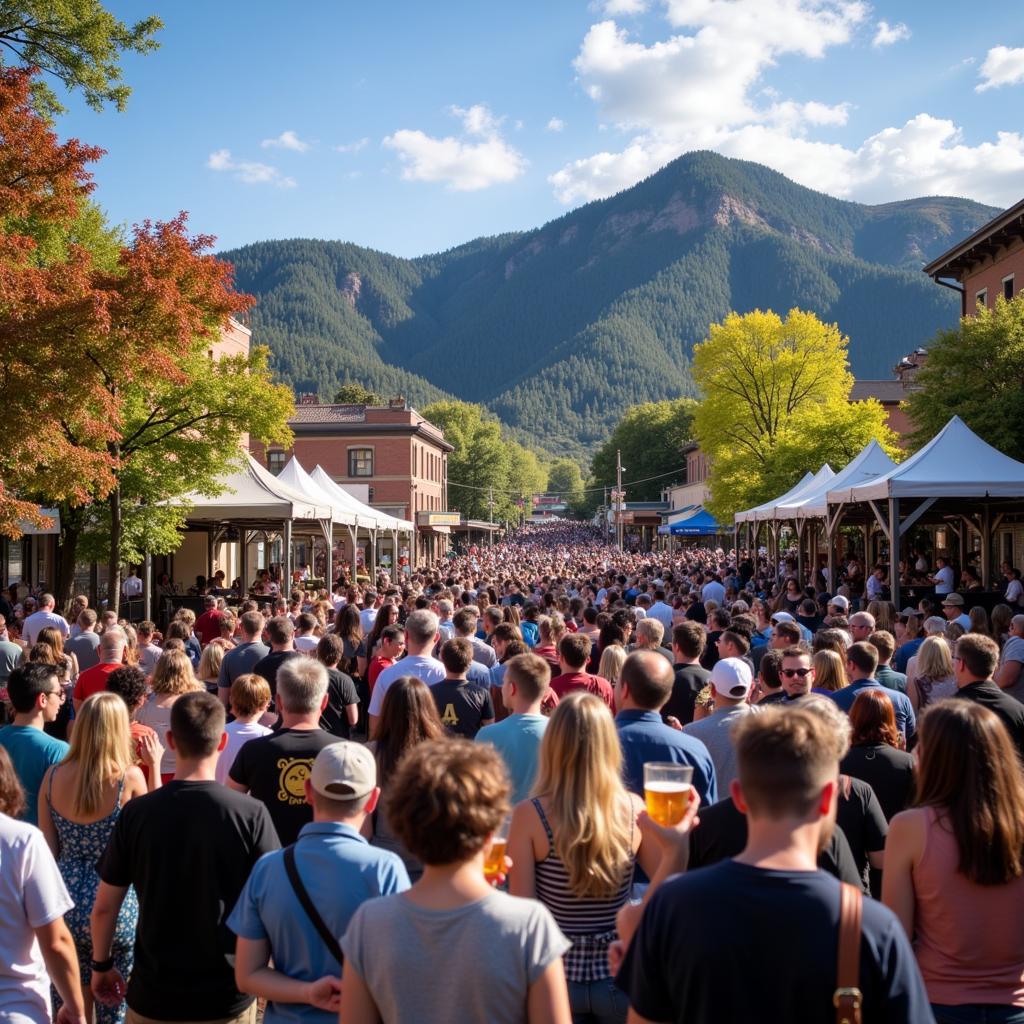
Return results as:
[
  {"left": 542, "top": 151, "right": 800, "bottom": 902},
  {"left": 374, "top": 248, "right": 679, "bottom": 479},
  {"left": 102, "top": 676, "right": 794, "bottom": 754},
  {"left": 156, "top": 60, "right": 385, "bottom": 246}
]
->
[
  {"left": 826, "top": 417, "right": 1024, "bottom": 605},
  {"left": 734, "top": 472, "right": 814, "bottom": 524}
]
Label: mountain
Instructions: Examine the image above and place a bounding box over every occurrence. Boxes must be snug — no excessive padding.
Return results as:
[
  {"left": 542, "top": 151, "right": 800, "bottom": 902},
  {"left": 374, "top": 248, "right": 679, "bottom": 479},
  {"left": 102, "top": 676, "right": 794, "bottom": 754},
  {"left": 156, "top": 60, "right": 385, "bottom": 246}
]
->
[{"left": 222, "top": 151, "right": 998, "bottom": 461}]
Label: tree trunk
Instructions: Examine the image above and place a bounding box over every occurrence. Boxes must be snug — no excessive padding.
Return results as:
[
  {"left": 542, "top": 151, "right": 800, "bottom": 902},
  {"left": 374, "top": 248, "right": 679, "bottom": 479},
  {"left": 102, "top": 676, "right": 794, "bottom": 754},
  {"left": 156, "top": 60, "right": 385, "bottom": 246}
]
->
[
  {"left": 54, "top": 520, "right": 80, "bottom": 613},
  {"left": 107, "top": 481, "right": 122, "bottom": 616}
]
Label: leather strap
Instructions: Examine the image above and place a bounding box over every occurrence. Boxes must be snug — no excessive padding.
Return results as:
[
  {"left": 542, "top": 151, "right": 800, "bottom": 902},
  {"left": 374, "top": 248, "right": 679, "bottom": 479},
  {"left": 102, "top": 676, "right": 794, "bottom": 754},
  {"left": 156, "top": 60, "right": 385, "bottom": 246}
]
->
[
  {"left": 283, "top": 845, "right": 344, "bottom": 966},
  {"left": 834, "top": 881, "right": 863, "bottom": 1024}
]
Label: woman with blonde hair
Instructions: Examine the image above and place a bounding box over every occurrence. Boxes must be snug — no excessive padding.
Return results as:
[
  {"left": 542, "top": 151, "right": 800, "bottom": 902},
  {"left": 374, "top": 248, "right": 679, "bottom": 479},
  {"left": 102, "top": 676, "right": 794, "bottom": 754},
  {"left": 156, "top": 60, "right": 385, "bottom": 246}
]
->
[
  {"left": 811, "top": 648, "right": 848, "bottom": 693},
  {"left": 508, "top": 691, "right": 694, "bottom": 1024},
  {"left": 196, "top": 642, "right": 224, "bottom": 694},
  {"left": 134, "top": 649, "right": 200, "bottom": 783},
  {"left": 906, "top": 636, "right": 957, "bottom": 712},
  {"left": 38, "top": 693, "right": 148, "bottom": 1024},
  {"left": 598, "top": 644, "right": 627, "bottom": 688}
]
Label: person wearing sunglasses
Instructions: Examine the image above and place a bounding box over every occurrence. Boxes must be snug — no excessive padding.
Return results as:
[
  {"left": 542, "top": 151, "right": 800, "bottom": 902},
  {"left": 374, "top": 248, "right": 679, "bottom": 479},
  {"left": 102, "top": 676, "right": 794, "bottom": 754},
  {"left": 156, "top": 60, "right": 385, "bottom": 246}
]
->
[{"left": 780, "top": 647, "right": 815, "bottom": 703}]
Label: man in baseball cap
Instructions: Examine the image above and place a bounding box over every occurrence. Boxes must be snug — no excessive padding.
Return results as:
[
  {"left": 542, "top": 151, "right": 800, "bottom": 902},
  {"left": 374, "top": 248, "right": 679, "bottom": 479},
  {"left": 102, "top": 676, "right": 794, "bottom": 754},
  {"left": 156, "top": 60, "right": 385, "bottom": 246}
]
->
[
  {"left": 940, "top": 593, "right": 971, "bottom": 630},
  {"left": 682, "top": 657, "right": 758, "bottom": 792},
  {"left": 229, "top": 742, "right": 410, "bottom": 1020}
]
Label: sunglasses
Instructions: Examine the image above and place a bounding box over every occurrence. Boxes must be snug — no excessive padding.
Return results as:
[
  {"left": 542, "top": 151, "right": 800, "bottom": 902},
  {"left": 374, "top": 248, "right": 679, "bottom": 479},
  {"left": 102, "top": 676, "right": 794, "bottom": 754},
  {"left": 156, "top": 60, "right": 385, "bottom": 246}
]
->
[{"left": 781, "top": 668, "right": 812, "bottom": 678}]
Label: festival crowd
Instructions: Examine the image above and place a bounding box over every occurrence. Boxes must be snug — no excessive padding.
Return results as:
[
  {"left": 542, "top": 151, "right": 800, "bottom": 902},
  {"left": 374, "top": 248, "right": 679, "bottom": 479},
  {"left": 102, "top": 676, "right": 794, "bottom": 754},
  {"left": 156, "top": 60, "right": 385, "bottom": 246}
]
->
[{"left": 3, "top": 520, "right": 1024, "bottom": 1024}]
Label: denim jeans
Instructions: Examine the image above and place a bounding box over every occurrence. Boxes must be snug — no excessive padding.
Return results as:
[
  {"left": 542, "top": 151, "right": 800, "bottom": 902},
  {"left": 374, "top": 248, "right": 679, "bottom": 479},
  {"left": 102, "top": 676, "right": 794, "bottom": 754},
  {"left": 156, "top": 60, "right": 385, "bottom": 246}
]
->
[
  {"left": 568, "top": 978, "right": 628, "bottom": 1024},
  {"left": 932, "top": 1005, "right": 1024, "bottom": 1024}
]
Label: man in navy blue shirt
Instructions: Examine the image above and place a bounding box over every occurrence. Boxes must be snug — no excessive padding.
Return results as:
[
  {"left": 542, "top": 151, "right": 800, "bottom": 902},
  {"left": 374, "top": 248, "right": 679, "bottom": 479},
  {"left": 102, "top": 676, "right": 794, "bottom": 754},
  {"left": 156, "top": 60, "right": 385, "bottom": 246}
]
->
[
  {"left": 827, "top": 642, "right": 916, "bottom": 744},
  {"left": 615, "top": 651, "right": 717, "bottom": 805},
  {"left": 616, "top": 705, "right": 933, "bottom": 1024}
]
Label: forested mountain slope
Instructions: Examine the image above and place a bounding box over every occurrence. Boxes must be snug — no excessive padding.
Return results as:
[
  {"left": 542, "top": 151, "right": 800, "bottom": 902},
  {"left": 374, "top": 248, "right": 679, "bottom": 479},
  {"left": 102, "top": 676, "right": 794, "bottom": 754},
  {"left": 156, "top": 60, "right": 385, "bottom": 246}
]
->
[{"left": 223, "top": 151, "right": 997, "bottom": 460}]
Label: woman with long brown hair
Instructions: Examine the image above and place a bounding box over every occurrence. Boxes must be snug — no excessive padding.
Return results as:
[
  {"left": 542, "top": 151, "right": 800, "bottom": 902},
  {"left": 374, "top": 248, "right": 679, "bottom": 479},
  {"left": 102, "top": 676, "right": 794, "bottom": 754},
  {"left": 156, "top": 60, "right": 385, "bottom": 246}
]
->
[
  {"left": 363, "top": 675, "right": 444, "bottom": 881},
  {"left": 38, "top": 693, "right": 148, "bottom": 1024},
  {"left": 884, "top": 700, "right": 1024, "bottom": 1023},
  {"left": 840, "top": 688, "right": 915, "bottom": 821}
]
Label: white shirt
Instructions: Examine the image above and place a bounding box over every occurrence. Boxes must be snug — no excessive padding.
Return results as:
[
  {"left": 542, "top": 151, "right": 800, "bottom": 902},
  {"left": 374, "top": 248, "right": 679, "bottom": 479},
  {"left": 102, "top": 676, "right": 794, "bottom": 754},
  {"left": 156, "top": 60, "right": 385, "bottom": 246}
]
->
[
  {"left": 933, "top": 566, "right": 954, "bottom": 596},
  {"left": 360, "top": 608, "right": 378, "bottom": 635},
  {"left": 22, "top": 609, "right": 69, "bottom": 646},
  {"left": 122, "top": 575, "right": 143, "bottom": 597},
  {"left": 648, "top": 601, "right": 675, "bottom": 631},
  {"left": 215, "top": 720, "right": 273, "bottom": 785},
  {"left": 0, "top": 816, "right": 74, "bottom": 1024},
  {"left": 1005, "top": 579, "right": 1024, "bottom": 606},
  {"left": 368, "top": 654, "right": 446, "bottom": 716},
  {"left": 701, "top": 580, "right": 726, "bottom": 606},
  {"left": 866, "top": 574, "right": 885, "bottom": 601},
  {"left": 293, "top": 635, "right": 320, "bottom": 653}
]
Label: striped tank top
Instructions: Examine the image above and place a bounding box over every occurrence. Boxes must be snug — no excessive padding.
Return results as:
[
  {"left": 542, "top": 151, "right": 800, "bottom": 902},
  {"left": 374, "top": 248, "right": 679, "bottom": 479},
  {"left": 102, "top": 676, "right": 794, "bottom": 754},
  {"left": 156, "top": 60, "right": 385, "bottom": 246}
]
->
[{"left": 531, "top": 797, "right": 634, "bottom": 982}]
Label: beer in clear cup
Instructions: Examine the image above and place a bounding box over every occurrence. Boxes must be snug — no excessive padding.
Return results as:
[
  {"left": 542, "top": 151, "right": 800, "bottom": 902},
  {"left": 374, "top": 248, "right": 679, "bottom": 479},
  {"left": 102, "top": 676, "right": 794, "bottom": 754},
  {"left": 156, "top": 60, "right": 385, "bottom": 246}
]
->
[{"left": 644, "top": 762, "right": 694, "bottom": 826}]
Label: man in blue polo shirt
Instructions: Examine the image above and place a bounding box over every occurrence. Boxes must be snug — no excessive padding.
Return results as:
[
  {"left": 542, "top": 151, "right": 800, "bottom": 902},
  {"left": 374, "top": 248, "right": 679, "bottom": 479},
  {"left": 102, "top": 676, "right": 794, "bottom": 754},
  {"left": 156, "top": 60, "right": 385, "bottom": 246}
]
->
[
  {"left": 229, "top": 742, "right": 410, "bottom": 1024},
  {"left": 827, "top": 641, "right": 916, "bottom": 744},
  {"left": 615, "top": 651, "right": 717, "bottom": 805}
]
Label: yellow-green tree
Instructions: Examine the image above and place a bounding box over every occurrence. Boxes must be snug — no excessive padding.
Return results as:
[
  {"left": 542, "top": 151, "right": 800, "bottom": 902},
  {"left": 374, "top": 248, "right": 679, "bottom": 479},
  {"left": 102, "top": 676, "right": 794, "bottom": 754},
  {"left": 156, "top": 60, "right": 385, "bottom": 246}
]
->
[{"left": 692, "top": 308, "right": 898, "bottom": 520}]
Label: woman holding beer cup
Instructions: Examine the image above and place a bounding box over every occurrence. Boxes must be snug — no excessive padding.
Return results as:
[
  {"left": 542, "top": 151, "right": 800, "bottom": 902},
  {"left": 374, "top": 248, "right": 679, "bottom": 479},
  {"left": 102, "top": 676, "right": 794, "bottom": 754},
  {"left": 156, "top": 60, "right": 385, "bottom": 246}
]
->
[{"left": 508, "top": 692, "right": 698, "bottom": 1024}]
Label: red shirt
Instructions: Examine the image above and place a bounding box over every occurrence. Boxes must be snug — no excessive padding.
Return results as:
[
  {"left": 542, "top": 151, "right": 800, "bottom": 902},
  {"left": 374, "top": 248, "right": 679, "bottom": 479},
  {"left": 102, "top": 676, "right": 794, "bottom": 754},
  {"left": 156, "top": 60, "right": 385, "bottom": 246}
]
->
[
  {"left": 194, "top": 609, "right": 225, "bottom": 647},
  {"left": 550, "top": 670, "right": 615, "bottom": 711},
  {"left": 73, "top": 662, "right": 120, "bottom": 703},
  {"left": 367, "top": 655, "right": 395, "bottom": 692}
]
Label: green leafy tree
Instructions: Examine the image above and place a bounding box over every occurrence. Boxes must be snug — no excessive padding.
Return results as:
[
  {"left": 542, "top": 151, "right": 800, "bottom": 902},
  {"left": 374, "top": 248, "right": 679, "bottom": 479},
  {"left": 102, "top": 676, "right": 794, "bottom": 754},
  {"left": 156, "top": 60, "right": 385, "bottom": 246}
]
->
[
  {"left": 547, "top": 459, "right": 585, "bottom": 508},
  {"left": 0, "top": 0, "right": 161, "bottom": 113},
  {"left": 692, "top": 308, "right": 897, "bottom": 519},
  {"left": 905, "top": 295, "right": 1024, "bottom": 461},
  {"left": 590, "top": 399, "right": 698, "bottom": 501},
  {"left": 332, "top": 382, "right": 385, "bottom": 405},
  {"left": 504, "top": 443, "right": 546, "bottom": 522}
]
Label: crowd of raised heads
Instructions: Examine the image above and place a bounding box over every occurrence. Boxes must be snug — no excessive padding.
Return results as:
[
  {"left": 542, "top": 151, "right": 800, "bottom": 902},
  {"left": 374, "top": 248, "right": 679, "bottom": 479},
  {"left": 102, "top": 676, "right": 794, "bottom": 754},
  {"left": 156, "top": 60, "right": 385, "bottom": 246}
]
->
[{"left": 2, "top": 517, "right": 1024, "bottom": 1024}]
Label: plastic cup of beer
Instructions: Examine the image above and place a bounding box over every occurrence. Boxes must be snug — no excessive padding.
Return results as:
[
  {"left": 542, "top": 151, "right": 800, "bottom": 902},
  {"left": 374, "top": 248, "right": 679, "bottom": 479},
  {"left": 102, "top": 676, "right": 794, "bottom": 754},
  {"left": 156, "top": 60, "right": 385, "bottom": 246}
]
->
[
  {"left": 484, "top": 814, "right": 511, "bottom": 878},
  {"left": 644, "top": 763, "right": 694, "bottom": 826}
]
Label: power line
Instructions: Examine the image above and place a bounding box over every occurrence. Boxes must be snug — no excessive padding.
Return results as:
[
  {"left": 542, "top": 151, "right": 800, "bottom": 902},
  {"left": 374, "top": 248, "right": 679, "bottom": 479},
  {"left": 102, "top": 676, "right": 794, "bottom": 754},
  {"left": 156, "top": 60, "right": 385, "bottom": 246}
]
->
[{"left": 446, "top": 465, "right": 687, "bottom": 497}]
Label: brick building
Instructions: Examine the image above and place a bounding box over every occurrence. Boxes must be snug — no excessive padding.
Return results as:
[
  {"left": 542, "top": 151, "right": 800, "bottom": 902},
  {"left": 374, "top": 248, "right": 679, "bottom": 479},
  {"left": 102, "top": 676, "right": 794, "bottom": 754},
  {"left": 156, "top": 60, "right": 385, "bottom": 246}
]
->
[
  {"left": 923, "top": 196, "right": 1024, "bottom": 314},
  {"left": 251, "top": 397, "right": 454, "bottom": 565}
]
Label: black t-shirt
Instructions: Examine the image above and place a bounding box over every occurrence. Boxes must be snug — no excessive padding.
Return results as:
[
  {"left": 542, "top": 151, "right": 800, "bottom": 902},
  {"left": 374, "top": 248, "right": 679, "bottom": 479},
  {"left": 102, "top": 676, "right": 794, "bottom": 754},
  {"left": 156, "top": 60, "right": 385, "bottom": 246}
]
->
[
  {"left": 430, "top": 678, "right": 494, "bottom": 739},
  {"left": 320, "top": 666, "right": 360, "bottom": 738},
  {"left": 251, "top": 649, "right": 302, "bottom": 700},
  {"left": 758, "top": 690, "right": 787, "bottom": 705},
  {"left": 687, "top": 797, "right": 862, "bottom": 887},
  {"left": 837, "top": 775, "right": 889, "bottom": 888},
  {"left": 699, "top": 633, "right": 722, "bottom": 671},
  {"left": 229, "top": 727, "right": 338, "bottom": 844},
  {"left": 953, "top": 681, "right": 1024, "bottom": 761},
  {"left": 663, "top": 663, "right": 710, "bottom": 725},
  {"left": 840, "top": 744, "right": 915, "bottom": 823},
  {"left": 98, "top": 781, "right": 279, "bottom": 1020},
  {"left": 618, "top": 860, "right": 931, "bottom": 1024}
]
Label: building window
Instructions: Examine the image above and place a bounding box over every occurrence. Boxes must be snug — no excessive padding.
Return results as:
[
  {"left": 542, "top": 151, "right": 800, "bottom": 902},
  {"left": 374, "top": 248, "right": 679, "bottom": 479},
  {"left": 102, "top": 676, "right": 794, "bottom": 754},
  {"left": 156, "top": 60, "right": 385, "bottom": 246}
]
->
[
  {"left": 368, "top": 486, "right": 375, "bottom": 502},
  {"left": 976, "top": 289, "right": 988, "bottom": 309},
  {"left": 1004, "top": 275, "right": 1015, "bottom": 301},
  {"left": 267, "top": 450, "right": 286, "bottom": 475},
  {"left": 348, "top": 448, "right": 373, "bottom": 476}
]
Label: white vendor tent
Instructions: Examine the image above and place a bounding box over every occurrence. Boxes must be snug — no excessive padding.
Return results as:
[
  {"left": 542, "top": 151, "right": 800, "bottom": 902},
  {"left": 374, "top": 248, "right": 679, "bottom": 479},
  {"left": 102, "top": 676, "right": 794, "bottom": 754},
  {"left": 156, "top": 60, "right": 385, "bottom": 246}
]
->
[{"left": 734, "top": 472, "right": 814, "bottom": 524}]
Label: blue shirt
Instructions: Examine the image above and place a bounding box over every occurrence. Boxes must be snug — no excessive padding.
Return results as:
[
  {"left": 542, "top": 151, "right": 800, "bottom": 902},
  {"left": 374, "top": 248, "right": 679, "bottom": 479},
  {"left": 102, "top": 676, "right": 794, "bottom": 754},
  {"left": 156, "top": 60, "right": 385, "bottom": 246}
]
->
[
  {"left": 228, "top": 821, "right": 410, "bottom": 1024},
  {"left": 476, "top": 714, "right": 548, "bottom": 804},
  {"left": 615, "top": 709, "right": 718, "bottom": 805},
  {"left": 893, "top": 637, "right": 923, "bottom": 674},
  {"left": 0, "top": 726, "right": 69, "bottom": 825},
  {"left": 827, "top": 679, "right": 916, "bottom": 742},
  {"left": 465, "top": 661, "right": 492, "bottom": 688}
]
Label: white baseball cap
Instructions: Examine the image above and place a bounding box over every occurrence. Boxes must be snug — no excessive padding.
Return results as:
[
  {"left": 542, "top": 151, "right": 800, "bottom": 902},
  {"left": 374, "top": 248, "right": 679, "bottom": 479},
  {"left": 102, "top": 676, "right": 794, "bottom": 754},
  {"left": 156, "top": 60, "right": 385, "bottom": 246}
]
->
[
  {"left": 310, "top": 742, "right": 376, "bottom": 800},
  {"left": 710, "top": 657, "right": 753, "bottom": 699}
]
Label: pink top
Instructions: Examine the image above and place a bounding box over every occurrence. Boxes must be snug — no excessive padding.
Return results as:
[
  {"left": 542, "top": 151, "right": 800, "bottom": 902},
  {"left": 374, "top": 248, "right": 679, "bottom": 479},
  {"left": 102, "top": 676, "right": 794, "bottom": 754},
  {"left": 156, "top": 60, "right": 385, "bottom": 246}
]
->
[{"left": 913, "top": 807, "right": 1024, "bottom": 1006}]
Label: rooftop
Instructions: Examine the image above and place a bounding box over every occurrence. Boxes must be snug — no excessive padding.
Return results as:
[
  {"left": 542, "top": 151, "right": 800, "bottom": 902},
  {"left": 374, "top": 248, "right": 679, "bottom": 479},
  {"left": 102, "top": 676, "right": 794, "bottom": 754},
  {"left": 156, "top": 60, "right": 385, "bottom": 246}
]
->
[
  {"left": 922, "top": 197, "right": 1024, "bottom": 280},
  {"left": 850, "top": 380, "right": 907, "bottom": 403}
]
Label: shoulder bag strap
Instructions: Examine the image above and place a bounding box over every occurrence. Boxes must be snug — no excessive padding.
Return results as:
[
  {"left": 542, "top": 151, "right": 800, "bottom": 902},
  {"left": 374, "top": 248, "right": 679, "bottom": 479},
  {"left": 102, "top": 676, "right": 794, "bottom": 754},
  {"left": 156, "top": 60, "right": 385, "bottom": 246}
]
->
[
  {"left": 283, "top": 844, "right": 343, "bottom": 966},
  {"left": 834, "top": 881, "right": 863, "bottom": 1024}
]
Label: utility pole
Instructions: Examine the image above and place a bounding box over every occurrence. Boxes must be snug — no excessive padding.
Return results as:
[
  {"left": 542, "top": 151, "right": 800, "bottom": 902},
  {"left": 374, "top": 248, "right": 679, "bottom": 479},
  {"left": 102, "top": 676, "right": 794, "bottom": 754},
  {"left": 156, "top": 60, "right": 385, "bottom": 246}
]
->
[
  {"left": 488, "top": 486, "right": 495, "bottom": 546},
  {"left": 615, "top": 449, "right": 624, "bottom": 552}
]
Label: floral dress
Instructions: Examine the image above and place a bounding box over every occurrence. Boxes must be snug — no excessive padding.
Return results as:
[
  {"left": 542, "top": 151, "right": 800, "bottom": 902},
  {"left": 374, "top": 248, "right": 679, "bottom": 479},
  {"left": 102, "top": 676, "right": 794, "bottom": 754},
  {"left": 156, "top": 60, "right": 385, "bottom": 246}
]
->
[{"left": 47, "top": 767, "right": 138, "bottom": 1024}]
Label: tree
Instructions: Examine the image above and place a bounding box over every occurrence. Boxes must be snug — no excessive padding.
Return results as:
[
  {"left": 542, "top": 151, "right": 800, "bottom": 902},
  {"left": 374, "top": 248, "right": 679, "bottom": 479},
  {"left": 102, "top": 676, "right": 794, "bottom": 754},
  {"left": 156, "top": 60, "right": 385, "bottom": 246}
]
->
[
  {"left": 332, "top": 382, "right": 385, "bottom": 405},
  {"left": 504, "top": 443, "right": 546, "bottom": 522},
  {"left": 905, "top": 296, "right": 1024, "bottom": 461},
  {"left": 0, "top": 1, "right": 161, "bottom": 113},
  {"left": 547, "top": 459, "right": 585, "bottom": 508},
  {"left": 590, "top": 399, "right": 698, "bottom": 502},
  {"left": 691, "top": 308, "right": 897, "bottom": 519}
]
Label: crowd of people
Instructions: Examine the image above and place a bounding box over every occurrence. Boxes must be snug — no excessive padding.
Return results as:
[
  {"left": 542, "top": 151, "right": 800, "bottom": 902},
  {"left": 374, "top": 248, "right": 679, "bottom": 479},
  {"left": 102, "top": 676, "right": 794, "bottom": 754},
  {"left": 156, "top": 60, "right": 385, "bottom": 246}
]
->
[{"left": 2, "top": 519, "right": 1024, "bottom": 1024}]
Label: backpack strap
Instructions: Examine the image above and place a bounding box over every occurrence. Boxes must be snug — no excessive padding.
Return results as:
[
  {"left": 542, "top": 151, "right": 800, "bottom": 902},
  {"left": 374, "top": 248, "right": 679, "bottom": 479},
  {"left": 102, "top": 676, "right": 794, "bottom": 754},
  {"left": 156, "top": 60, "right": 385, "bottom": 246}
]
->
[
  {"left": 834, "top": 881, "right": 863, "bottom": 1024},
  {"left": 283, "top": 844, "right": 343, "bottom": 966}
]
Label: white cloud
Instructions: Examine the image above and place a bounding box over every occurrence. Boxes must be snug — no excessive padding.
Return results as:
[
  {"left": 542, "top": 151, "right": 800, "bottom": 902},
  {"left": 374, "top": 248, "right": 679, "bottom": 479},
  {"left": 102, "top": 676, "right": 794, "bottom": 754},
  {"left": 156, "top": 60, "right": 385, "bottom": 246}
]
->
[
  {"left": 206, "top": 149, "right": 296, "bottom": 188},
  {"left": 550, "top": 2, "right": 1024, "bottom": 209},
  {"left": 335, "top": 137, "right": 369, "bottom": 153},
  {"left": 976, "top": 45, "right": 1024, "bottom": 91},
  {"left": 260, "top": 130, "right": 310, "bottom": 152},
  {"left": 383, "top": 104, "right": 527, "bottom": 191},
  {"left": 599, "top": 0, "right": 648, "bottom": 14},
  {"left": 872, "top": 20, "right": 910, "bottom": 47},
  {"left": 547, "top": 117, "right": 566, "bottom": 132}
]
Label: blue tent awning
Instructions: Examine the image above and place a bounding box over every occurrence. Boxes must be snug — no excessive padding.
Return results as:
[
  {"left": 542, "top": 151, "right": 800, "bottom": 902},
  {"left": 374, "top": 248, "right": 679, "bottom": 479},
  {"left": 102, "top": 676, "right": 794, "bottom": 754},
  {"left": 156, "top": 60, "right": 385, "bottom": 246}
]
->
[{"left": 669, "top": 507, "right": 722, "bottom": 536}]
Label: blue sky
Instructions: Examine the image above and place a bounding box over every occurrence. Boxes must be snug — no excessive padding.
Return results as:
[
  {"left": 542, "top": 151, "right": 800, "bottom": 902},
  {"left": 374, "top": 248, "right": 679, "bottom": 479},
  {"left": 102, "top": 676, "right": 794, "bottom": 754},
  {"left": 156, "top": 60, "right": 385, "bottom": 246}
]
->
[{"left": 55, "top": 0, "right": 1024, "bottom": 258}]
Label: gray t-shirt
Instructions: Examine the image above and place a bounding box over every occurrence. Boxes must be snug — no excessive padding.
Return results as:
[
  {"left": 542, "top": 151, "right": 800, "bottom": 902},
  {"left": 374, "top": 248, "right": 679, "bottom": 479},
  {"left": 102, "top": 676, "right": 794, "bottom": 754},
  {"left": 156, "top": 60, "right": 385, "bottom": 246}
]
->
[
  {"left": 1001, "top": 634, "right": 1024, "bottom": 704},
  {"left": 342, "top": 890, "right": 570, "bottom": 1023},
  {"left": 682, "top": 704, "right": 759, "bottom": 797},
  {"left": 66, "top": 630, "right": 100, "bottom": 672}
]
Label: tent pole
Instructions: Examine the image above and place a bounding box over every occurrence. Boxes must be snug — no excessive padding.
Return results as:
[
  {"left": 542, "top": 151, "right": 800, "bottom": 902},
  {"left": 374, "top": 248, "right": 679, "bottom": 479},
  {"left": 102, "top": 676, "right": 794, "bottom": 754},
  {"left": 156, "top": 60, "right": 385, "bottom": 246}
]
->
[
  {"left": 283, "top": 519, "right": 293, "bottom": 587},
  {"left": 143, "top": 552, "right": 153, "bottom": 623},
  {"left": 888, "top": 497, "right": 900, "bottom": 610},
  {"left": 981, "top": 504, "right": 992, "bottom": 588}
]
